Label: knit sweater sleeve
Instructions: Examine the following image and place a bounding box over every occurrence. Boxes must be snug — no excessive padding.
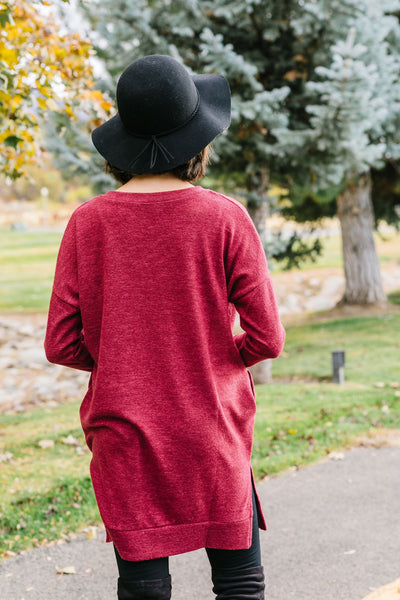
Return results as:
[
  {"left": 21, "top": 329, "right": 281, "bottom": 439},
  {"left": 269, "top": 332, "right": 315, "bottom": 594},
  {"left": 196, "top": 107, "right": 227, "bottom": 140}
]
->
[
  {"left": 225, "top": 206, "right": 285, "bottom": 367},
  {"left": 44, "top": 212, "right": 94, "bottom": 372}
]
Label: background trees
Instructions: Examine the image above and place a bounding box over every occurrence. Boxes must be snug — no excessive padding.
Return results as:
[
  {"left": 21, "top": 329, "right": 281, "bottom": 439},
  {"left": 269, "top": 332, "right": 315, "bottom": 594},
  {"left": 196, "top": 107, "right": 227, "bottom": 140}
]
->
[
  {"left": 73, "top": 0, "right": 322, "bottom": 261},
  {"left": 280, "top": 1, "right": 400, "bottom": 304},
  {"left": 47, "top": 1, "right": 400, "bottom": 305}
]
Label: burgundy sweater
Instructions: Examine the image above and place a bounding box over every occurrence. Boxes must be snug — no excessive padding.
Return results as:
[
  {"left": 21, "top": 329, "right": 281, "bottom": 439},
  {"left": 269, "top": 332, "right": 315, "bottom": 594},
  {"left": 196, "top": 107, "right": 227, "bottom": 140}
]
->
[{"left": 45, "top": 186, "right": 285, "bottom": 561}]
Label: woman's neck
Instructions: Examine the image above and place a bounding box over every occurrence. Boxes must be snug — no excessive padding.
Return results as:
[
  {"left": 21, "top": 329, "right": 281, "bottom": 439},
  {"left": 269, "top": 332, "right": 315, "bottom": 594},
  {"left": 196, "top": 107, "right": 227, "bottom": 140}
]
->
[{"left": 116, "top": 173, "right": 194, "bottom": 194}]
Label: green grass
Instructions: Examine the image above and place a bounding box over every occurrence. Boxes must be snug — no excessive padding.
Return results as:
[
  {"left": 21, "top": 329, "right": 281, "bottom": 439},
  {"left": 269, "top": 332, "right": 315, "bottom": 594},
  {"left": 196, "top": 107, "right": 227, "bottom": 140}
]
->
[
  {"left": 253, "top": 384, "right": 400, "bottom": 478},
  {"left": 388, "top": 289, "right": 400, "bottom": 305},
  {"left": 0, "top": 402, "right": 100, "bottom": 557},
  {"left": 1, "top": 312, "right": 399, "bottom": 557},
  {"left": 273, "top": 312, "right": 400, "bottom": 384},
  {"left": 1, "top": 225, "right": 400, "bottom": 555},
  {"left": 0, "top": 229, "right": 62, "bottom": 311},
  {"left": 251, "top": 312, "right": 400, "bottom": 477},
  {"left": 271, "top": 229, "right": 400, "bottom": 272},
  {"left": 1, "top": 227, "right": 400, "bottom": 311}
]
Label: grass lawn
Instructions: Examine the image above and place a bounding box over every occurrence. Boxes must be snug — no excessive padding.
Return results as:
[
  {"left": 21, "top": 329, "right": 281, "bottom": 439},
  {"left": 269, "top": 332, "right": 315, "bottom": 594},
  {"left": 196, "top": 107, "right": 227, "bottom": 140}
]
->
[
  {"left": 253, "top": 312, "right": 400, "bottom": 477},
  {"left": 269, "top": 227, "right": 400, "bottom": 272},
  {"left": 1, "top": 225, "right": 399, "bottom": 556},
  {"left": 0, "top": 229, "right": 62, "bottom": 311},
  {"left": 0, "top": 402, "right": 99, "bottom": 558},
  {"left": 1, "top": 227, "right": 400, "bottom": 311},
  {"left": 1, "top": 312, "right": 399, "bottom": 557}
]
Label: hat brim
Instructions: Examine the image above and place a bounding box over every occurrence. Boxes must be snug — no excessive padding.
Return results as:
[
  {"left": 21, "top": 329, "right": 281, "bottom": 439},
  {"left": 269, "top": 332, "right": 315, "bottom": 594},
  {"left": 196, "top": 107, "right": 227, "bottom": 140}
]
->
[{"left": 91, "top": 74, "right": 231, "bottom": 174}]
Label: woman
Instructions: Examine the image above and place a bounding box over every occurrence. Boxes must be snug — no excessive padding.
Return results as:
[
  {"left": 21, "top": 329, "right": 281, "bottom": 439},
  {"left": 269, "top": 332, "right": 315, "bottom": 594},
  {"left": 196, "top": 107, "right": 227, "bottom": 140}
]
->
[{"left": 45, "top": 54, "right": 285, "bottom": 600}]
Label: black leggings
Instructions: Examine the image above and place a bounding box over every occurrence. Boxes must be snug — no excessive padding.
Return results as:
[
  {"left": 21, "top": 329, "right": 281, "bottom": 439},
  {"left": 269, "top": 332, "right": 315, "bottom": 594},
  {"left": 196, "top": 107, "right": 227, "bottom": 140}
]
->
[{"left": 114, "top": 484, "right": 261, "bottom": 582}]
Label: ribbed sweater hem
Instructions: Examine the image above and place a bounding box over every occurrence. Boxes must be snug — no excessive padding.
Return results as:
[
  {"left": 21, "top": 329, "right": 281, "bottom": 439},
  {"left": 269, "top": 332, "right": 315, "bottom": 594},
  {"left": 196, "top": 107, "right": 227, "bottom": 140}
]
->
[{"left": 106, "top": 515, "right": 253, "bottom": 561}]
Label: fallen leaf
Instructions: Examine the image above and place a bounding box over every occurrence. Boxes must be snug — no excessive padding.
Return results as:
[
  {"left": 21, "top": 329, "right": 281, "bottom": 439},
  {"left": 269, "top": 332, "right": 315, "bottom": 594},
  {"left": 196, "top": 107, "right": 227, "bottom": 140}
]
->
[
  {"left": 0, "top": 452, "right": 13, "bottom": 463},
  {"left": 38, "top": 439, "right": 54, "bottom": 449},
  {"left": 328, "top": 451, "right": 345, "bottom": 461},
  {"left": 56, "top": 565, "right": 76, "bottom": 575},
  {"left": 85, "top": 526, "right": 97, "bottom": 540},
  {"left": 61, "top": 435, "right": 79, "bottom": 446}
]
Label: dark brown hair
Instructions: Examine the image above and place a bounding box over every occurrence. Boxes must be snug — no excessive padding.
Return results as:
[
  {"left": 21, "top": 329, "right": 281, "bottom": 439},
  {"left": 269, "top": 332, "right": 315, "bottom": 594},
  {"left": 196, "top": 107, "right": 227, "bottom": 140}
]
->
[{"left": 105, "top": 145, "right": 211, "bottom": 185}]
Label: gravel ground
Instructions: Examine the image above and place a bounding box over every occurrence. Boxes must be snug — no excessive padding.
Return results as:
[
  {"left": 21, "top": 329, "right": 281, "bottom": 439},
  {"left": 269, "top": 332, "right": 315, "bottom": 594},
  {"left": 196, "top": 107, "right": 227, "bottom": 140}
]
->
[{"left": 0, "top": 314, "right": 89, "bottom": 414}]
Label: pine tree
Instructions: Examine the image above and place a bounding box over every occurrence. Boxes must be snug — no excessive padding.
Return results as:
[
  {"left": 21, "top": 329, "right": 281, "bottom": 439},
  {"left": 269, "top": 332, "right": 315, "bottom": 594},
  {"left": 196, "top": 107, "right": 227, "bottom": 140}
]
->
[
  {"left": 281, "top": 0, "right": 400, "bottom": 304},
  {"left": 70, "top": 0, "right": 326, "bottom": 266},
  {"left": 55, "top": 0, "right": 400, "bottom": 306}
]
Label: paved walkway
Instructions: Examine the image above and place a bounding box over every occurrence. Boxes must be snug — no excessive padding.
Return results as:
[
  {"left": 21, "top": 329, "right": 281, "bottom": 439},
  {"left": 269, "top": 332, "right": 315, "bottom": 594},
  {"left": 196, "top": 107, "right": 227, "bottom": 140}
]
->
[{"left": 1, "top": 445, "right": 399, "bottom": 600}]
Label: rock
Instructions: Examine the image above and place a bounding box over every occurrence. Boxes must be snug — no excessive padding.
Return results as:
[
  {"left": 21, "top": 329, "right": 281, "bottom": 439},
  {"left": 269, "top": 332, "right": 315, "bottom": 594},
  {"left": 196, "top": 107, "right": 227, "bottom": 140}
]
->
[
  {"left": 0, "top": 314, "right": 91, "bottom": 414},
  {"left": 320, "top": 275, "right": 345, "bottom": 299},
  {"left": 18, "top": 324, "right": 36, "bottom": 337},
  {"left": 18, "top": 347, "right": 48, "bottom": 368},
  {"left": 38, "top": 439, "right": 55, "bottom": 449},
  {"left": 305, "top": 296, "right": 336, "bottom": 312},
  {"left": 0, "top": 451, "right": 14, "bottom": 463},
  {"left": 0, "top": 388, "right": 26, "bottom": 406},
  {"left": 309, "top": 277, "right": 321, "bottom": 287},
  {"left": 328, "top": 451, "right": 345, "bottom": 461},
  {"left": 283, "top": 293, "right": 302, "bottom": 313}
]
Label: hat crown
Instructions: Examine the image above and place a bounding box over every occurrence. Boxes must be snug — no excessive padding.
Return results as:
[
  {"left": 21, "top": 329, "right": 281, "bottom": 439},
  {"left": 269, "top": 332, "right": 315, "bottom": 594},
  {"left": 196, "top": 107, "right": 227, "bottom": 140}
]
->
[{"left": 116, "top": 55, "right": 199, "bottom": 137}]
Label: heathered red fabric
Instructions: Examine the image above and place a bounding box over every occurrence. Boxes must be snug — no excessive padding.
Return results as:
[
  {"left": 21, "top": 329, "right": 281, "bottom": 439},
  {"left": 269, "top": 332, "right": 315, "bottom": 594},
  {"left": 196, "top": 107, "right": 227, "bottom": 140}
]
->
[{"left": 45, "top": 186, "right": 285, "bottom": 561}]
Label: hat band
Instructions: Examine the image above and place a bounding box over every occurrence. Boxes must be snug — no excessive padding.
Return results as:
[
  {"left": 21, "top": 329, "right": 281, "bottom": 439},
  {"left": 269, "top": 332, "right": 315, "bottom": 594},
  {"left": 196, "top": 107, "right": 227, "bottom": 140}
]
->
[{"left": 127, "top": 135, "right": 175, "bottom": 171}]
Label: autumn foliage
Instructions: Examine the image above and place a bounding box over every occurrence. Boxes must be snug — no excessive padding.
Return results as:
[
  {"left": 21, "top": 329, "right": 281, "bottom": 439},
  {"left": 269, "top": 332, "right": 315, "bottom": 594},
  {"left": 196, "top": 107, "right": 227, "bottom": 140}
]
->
[{"left": 0, "top": 0, "right": 111, "bottom": 179}]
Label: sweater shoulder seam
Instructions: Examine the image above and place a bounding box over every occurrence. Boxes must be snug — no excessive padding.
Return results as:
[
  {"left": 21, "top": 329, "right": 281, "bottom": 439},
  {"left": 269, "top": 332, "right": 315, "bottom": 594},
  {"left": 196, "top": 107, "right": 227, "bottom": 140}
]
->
[{"left": 204, "top": 189, "right": 249, "bottom": 216}]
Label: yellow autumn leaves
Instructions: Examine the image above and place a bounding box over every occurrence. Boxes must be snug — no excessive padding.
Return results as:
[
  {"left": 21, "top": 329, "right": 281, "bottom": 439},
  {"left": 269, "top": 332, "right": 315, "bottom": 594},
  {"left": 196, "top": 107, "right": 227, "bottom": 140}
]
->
[{"left": 0, "top": 0, "right": 112, "bottom": 178}]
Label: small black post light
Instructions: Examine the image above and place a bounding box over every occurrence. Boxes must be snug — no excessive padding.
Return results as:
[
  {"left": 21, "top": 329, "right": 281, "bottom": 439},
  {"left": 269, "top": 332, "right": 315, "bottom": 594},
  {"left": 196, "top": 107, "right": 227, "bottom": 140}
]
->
[{"left": 332, "top": 350, "right": 345, "bottom": 384}]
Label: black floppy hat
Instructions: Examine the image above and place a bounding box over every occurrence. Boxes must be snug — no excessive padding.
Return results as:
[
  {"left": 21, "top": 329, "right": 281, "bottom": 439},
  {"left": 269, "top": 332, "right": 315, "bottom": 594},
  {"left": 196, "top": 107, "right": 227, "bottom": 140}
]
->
[{"left": 91, "top": 55, "right": 231, "bottom": 174}]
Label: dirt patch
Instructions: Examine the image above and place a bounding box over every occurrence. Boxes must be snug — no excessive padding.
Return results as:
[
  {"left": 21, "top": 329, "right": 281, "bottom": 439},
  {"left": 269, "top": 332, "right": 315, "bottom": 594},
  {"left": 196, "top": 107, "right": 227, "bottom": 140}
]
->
[
  {"left": 271, "top": 262, "right": 400, "bottom": 324},
  {"left": 1, "top": 261, "right": 400, "bottom": 413},
  {"left": 355, "top": 428, "right": 400, "bottom": 449},
  {"left": 0, "top": 313, "right": 89, "bottom": 414},
  {"left": 283, "top": 300, "right": 400, "bottom": 326}
]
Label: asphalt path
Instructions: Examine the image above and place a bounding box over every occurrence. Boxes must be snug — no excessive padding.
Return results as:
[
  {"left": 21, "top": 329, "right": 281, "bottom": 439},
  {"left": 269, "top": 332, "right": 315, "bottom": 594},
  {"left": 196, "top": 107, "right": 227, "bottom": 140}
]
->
[{"left": 1, "top": 445, "right": 399, "bottom": 600}]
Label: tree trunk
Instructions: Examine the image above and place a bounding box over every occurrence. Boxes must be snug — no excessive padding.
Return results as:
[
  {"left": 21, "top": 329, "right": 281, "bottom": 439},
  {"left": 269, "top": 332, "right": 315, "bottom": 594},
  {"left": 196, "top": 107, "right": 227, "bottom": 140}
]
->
[
  {"left": 249, "top": 359, "right": 272, "bottom": 385},
  {"left": 337, "top": 172, "right": 386, "bottom": 305},
  {"left": 247, "top": 202, "right": 272, "bottom": 384},
  {"left": 247, "top": 172, "right": 273, "bottom": 384},
  {"left": 247, "top": 200, "right": 269, "bottom": 249}
]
